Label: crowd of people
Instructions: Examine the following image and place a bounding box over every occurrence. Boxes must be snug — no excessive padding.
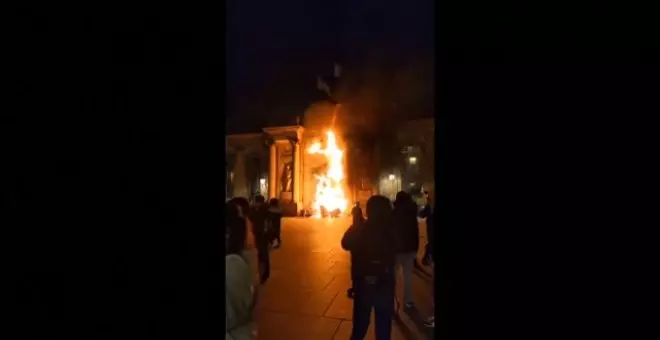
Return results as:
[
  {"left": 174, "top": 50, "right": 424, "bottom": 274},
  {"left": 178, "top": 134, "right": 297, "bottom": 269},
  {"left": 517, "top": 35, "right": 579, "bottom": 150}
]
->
[
  {"left": 225, "top": 195, "right": 283, "bottom": 339},
  {"left": 225, "top": 192, "right": 435, "bottom": 340}
]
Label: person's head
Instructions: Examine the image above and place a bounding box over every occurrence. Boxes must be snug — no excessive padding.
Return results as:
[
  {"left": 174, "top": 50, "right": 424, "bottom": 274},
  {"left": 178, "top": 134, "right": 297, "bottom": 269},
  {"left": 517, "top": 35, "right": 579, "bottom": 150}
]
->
[
  {"left": 254, "top": 195, "right": 266, "bottom": 207},
  {"left": 394, "top": 191, "right": 411, "bottom": 207},
  {"left": 365, "top": 195, "right": 393, "bottom": 225},
  {"left": 226, "top": 200, "right": 247, "bottom": 255},
  {"left": 355, "top": 201, "right": 361, "bottom": 208},
  {"left": 268, "top": 198, "right": 279, "bottom": 207}
]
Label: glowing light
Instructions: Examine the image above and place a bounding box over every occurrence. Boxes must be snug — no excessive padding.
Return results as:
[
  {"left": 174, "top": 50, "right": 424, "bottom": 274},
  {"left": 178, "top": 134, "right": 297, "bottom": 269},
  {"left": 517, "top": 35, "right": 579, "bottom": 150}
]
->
[
  {"left": 259, "top": 178, "right": 266, "bottom": 185},
  {"left": 307, "top": 131, "right": 348, "bottom": 217},
  {"left": 409, "top": 156, "right": 417, "bottom": 164},
  {"left": 389, "top": 174, "right": 396, "bottom": 180}
]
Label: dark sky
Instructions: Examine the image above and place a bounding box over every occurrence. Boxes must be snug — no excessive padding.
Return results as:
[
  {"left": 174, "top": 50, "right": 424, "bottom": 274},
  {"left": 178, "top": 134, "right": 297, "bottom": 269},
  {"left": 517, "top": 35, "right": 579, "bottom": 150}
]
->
[{"left": 225, "top": 0, "right": 434, "bottom": 132}]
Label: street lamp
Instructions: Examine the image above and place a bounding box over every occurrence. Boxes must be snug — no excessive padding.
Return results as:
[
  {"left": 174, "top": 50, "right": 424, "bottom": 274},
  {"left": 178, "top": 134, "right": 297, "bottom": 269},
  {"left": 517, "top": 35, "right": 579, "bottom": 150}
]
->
[{"left": 388, "top": 174, "right": 397, "bottom": 200}]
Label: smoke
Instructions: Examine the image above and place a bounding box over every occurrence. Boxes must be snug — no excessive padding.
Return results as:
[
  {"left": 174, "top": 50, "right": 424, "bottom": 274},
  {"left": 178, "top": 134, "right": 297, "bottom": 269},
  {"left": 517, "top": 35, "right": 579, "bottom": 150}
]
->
[{"left": 332, "top": 51, "right": 434, "bottom": 134}]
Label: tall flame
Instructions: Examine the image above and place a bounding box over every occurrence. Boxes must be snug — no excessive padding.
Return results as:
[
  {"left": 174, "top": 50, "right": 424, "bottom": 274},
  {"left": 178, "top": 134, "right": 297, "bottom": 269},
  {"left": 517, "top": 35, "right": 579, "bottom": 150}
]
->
[{"left": 307, "top": 130, "right": 348, "bottom": 217}]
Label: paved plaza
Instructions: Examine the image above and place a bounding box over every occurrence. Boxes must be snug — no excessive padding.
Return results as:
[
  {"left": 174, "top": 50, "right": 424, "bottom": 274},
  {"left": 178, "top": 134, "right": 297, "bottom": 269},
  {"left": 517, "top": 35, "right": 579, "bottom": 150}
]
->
[{"left": 252, "top": 217, "right": 434, "bottom": 340}]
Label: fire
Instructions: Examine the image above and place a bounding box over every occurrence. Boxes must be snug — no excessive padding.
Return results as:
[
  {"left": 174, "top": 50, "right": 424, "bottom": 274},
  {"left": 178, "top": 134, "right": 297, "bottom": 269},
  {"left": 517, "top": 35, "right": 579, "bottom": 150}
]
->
[{"left": 307, "top": 130, "right": 348, "bottom": 217}]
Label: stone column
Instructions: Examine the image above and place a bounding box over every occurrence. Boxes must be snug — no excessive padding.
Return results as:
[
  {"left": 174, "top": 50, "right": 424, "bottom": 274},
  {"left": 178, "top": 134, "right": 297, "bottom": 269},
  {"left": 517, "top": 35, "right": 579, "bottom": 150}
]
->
[
  {"left": 268, "top": 141, "right": 277, "bottom": 199},
  {"left": 232, "top": 149, "right": 248, "bottom": 199},
  {"left": 292, "top": 139, "right": 301, "bottom": 206}
]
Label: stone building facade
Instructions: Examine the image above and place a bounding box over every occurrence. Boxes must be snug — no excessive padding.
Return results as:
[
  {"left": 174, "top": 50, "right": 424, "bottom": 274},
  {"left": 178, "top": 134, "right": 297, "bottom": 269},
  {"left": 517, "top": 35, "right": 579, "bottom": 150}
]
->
[
  {"left": 226, "top": 101, "right": 353, "bottom": 216},
  {"left": 395, "top": 118, "right": 435, "bottom": 199},
  {"left": 226, "top": 107, "right": 435, "bottom": 214}
]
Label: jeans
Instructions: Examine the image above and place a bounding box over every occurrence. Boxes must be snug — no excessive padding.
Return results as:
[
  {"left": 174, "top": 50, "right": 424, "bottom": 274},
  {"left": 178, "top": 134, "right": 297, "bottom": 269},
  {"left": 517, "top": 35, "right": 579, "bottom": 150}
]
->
[
  {"left": 396, "top": 252, "right": 417, "bottom": 304},
  {"left": 273, "top": 220, "right": 281, "bottom": 243},
  {"left": 351, "top": 275, "right": 395, "bottom": 340},
  {"left": 256, "top": 243, "right": 270, "bottom": 284}
]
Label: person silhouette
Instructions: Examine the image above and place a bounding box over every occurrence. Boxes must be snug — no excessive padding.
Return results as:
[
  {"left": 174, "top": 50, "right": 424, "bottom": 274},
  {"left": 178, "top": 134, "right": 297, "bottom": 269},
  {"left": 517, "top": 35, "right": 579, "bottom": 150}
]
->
[{"left": 342, "top": 196, "right": 398, "bottom": 340}]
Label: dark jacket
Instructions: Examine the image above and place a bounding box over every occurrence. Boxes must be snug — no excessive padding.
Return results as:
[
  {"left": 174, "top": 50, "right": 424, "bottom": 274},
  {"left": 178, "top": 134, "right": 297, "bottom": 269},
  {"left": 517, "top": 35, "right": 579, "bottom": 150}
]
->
[
  {"left": 267, "top": 207, "right": 282, "bottom": 236},
  {"left": 419, "top": 204, "right": 434, "bottom": 255},
  {"left": 393, "top": 200, "right": 420, "bottom": 253},
  {"left": 267, "top": 207, "right": 282, "bottom": 223},
  {"left": 247, "top": 205, "right": 269, "bottom": 248},
  {"left": 341, "top": 220, "right": 397, "bottom": 278}
]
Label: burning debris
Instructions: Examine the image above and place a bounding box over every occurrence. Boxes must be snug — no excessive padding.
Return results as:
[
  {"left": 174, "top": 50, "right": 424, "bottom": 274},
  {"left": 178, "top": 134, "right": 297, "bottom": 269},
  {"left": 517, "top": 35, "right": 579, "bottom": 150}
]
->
[{"left": 307, "top": 130, "right": 348, "bottom": 218}]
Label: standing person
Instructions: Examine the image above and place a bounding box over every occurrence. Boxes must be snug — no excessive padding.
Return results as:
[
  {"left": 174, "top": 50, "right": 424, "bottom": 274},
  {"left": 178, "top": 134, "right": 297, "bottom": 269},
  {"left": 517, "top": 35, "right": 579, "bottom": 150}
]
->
[
  {"left": 226, "top": 200, "right": 258, "bottom": 340},
  {"left": 393, "top": 191, "right": 419, "bottom": 309},
  {"left": 247, "top": 195, "right": 270, "bottom": 284},
  {"left": 347, "top": 201, "right": 365, "bottom": 299},
  {"left": 351, "top": 201, "right": 364, "bottom": 226},
  {"left": 267, "top": 198, "right": 283, "bottom": 248},
  {"left": 419, "top": 191, "right": 435, "bottom": 328},
  {"left": 229, "top": 197, "right": 254, "bottom": 248},
  {"left": 229, "top": 197, "right": 260, "bottom": 284},
  {"left": 342, "top": 196, "right": 398, "bottom": 340}
]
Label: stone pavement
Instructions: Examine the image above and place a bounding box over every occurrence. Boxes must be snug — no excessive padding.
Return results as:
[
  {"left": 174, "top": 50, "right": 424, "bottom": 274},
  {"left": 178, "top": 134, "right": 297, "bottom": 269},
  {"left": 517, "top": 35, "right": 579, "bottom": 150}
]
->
[{"left": 252, "top": 217, "right": 436, "bottom": 340}]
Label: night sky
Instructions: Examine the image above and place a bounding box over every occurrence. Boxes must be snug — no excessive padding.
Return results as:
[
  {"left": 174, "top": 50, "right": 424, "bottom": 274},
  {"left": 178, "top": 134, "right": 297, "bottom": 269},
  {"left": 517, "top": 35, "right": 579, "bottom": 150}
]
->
[{"left": 226, "top": 0, "right": 435, "bottom": 132}]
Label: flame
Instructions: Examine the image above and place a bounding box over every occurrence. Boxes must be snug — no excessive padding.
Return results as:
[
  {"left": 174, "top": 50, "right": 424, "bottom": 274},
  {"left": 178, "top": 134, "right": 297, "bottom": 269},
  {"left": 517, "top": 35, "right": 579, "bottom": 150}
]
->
[{"left": 307, "top": 130, "right": 348, "bottom": 217}]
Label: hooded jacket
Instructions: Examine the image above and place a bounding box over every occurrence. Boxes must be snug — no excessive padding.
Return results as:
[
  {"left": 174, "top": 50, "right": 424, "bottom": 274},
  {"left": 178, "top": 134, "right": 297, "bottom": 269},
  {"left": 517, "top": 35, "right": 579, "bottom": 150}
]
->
[{"left": 393, "top": 196, "right": 420, "bottom": 253}]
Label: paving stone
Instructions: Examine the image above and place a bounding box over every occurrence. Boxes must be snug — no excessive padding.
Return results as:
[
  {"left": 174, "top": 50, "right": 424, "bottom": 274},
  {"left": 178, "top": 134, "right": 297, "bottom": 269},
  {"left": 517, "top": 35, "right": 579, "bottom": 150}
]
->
[
  {"left": 256, "top": 312, "right": 341, "bottom": 340},
  {"left": 324, "top": 290, "right": 354, "bottom": 320},
  {"left": 257, "top": 286, "right": 337, "bottom": 316},
  {"left": 332, "top": 317, "right": 407, "bottom": 340},
  {"left": 333, "top": 321, "right": 354, "bottom": 339}
]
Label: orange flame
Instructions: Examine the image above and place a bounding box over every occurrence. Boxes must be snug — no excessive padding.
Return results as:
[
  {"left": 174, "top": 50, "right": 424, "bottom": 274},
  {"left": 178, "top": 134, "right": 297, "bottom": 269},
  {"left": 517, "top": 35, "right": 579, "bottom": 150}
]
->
[{"left": 307, "top": 130, "right": 348, "bottom": 217}]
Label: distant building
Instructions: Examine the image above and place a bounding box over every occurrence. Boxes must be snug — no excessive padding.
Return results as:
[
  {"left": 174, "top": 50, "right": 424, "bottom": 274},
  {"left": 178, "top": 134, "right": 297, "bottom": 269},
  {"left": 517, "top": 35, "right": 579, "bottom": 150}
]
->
[
  {"left": 377, "top": 118, "right": 435, "bottom": 200},
  {"left": 226, "top": 99, "right": 350, "bottom": 216},
  {"left": 226, "top": 133, "right": 270, "bottom": 201}
]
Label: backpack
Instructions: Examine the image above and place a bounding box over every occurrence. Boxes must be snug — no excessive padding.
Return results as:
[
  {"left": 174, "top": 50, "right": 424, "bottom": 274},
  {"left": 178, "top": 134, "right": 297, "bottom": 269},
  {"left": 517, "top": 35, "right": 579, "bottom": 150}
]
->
[{"left": 354, "top": 223, "right": 396, "bottom": 282}]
